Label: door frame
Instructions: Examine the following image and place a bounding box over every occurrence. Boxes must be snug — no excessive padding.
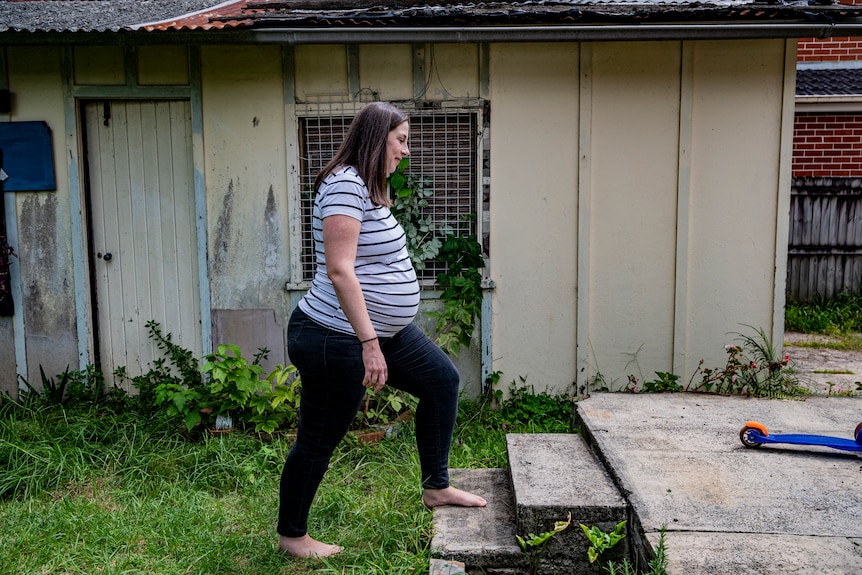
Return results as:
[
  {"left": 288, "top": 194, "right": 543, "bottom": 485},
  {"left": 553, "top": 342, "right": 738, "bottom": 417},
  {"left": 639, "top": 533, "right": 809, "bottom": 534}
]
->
[{"left": 63, "top": 46, "right": 212, "bottom": 375}]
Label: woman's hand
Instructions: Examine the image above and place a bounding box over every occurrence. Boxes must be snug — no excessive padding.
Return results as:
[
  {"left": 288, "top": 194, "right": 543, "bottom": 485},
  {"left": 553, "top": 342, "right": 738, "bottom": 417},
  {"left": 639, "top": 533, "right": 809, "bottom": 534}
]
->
[{"left": 361, "top": 339, "right": 388, "bottom": 392}]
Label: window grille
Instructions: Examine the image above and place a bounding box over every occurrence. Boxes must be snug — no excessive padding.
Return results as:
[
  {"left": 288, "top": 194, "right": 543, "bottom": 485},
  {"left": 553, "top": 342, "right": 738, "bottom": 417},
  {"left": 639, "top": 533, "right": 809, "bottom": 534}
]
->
[{"left": 298, "top": 107, "right": 480, "bottom": 282}]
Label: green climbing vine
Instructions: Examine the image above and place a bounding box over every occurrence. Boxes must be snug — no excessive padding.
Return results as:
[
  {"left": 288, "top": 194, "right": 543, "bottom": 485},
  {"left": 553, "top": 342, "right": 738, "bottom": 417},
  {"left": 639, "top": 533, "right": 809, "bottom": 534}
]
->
[
  {"left": 389, "top": 160, "right": 485, "bottom": 356},
  {"left": 389, "top": 158, "right": 446, "bottom": 271},
  {"left": 427, "top": 221, "right": 484, "bottom": 356}
]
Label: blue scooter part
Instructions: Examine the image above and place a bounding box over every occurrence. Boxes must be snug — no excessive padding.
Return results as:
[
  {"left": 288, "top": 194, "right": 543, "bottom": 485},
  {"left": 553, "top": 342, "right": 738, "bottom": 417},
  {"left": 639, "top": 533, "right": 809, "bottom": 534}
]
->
[{"left": 739, "top": 421, "right": 862, "bottom": 453}]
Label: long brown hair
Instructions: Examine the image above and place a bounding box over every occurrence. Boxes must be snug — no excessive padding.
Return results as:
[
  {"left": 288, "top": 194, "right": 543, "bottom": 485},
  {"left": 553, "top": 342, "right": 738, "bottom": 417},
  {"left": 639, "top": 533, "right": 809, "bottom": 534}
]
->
[{"left": 314, "top": 102, "right": 408, "bottom": 208}]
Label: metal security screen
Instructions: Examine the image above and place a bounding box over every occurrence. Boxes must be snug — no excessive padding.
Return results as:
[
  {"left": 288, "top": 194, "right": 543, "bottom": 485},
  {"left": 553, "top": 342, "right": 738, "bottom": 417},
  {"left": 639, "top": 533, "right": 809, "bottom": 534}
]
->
[{"left": 298, "top": 110, "right": 479, "bottom": 282}]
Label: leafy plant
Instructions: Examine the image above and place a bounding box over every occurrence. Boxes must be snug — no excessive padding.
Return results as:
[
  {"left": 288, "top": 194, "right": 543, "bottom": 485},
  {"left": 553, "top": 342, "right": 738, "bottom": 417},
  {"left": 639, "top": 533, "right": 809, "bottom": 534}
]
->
[
  {"left": 18, "top": 365, "right": 73, "bottom": 406},
  {"left": 250, "top": 363, "right": 302, "bottom": 434},
  {"left": 580, "top": 520, "right": 626, "bottom": 564},
  {"left": 427, "top": 221, "right": 485, "bottom": 356},
  {"left": 687, "top": 326, "right": 805, "bottom": 397},
  {"left": 155, "top": 344, "right": 302, "bottom": 434},
  {"left": 388, "top": 159, "right": 486, "bottom": 358},
  {"left": 389, "top": 158, "right": 447, "bottom": 271},
  {"left": 484, "top": 378, "right": 576, "bottom": 433},
  {"left": 625, "top": 326, "right": 806, "bottom": 398},
  {"left": 516, "top": 512, "right": 572, "bottom": 575},
  {"left": 785, "top": 290, "right": 862, "bottom": 335},
  {"left": 355, "top": 385, "right": 418, "bottom": 429},
  {"left": 119, "top": 323, "right": 302, "bottom": 434},
  {"left": 605, "top": 526, "right": 668, "bottom": 575},
  {"left": 143, "top": 320, "right": 203, "bottom": 389},
  {"left": 17, "top": 364, "right": 113, "bottom": 408},
  {"left": 114, "top": 320, "right": 205, "bottom": 415},
  {"left": 201, "top": 344, "right": 271, "bottom": 421},
  {"left": 636, "top": 372, "right": 682, "bottom": 393}
]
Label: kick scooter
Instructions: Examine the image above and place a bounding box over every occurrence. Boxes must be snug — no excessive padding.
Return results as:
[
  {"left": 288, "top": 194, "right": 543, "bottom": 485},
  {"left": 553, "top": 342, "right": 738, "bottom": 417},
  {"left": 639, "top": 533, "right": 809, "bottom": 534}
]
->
[{"left": 739, "top": 420, "right": 862, "bottom": 453}]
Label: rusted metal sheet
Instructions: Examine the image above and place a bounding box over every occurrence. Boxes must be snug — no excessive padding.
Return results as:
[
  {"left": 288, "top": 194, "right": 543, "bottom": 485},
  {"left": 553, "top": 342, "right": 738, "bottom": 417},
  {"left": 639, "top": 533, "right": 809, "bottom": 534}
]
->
[{"left": 139, "top": 0, "right": 253, "bottom": 31}]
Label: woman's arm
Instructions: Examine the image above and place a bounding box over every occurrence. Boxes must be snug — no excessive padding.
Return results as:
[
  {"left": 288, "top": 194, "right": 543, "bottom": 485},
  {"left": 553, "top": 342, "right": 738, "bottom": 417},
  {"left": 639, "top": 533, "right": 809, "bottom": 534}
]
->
[{"left": 323, "top": 214, "right": 388, "bottom": 391}]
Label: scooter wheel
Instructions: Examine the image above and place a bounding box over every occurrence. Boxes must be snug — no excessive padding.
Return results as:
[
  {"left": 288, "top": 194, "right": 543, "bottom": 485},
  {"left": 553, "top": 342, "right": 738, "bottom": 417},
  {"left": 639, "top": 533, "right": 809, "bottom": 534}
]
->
[
  {"left": 739, "top": 421, "right": 768, "bottom": 448},
  {"left": 855, "top": 422, "right": 862, "bottom": 445}
]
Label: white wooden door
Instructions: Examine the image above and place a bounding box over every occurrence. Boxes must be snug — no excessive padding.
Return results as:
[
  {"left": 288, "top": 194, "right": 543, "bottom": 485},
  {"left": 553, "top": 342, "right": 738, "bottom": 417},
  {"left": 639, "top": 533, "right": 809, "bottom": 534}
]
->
[{"left": 84, "top": 100, "right": 201, "bottom": 390}]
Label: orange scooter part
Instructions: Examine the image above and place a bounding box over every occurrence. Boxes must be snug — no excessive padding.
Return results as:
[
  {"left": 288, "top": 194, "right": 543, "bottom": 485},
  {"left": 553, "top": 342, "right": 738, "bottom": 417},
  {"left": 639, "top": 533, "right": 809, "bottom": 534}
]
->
[{"left": 739, "top": 420, "right": 768, "bottom": 448}]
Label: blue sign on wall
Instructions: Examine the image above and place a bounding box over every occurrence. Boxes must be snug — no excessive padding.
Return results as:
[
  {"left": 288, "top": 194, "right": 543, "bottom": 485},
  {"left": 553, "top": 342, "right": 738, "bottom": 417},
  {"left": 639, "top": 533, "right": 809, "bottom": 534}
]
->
[{"left": 0, "top": 121, "right": 56, "bottom": 191}]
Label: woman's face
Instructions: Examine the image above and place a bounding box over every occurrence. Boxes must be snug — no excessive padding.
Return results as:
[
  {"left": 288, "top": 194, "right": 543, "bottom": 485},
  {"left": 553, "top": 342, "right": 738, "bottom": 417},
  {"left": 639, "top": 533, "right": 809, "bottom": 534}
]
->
[{"left": 385, "top": 121, "right": 410, "bottom": 175}]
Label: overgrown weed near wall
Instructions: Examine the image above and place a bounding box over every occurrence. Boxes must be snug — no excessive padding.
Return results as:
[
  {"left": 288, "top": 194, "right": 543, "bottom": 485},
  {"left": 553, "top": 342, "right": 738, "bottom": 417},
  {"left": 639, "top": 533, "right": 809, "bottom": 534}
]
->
[
  {"left": 615, "top": 326, "right": 808, "bottom": 398},
  {"left": 785, "top": 290, "right": 862, "bottom": 337}
]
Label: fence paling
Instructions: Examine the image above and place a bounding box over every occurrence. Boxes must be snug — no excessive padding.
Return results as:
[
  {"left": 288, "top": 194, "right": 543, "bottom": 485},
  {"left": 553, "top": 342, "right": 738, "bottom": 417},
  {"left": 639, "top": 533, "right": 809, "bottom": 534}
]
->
[{"left": 787, "top": 177, "right": 862, "bottom": 302}]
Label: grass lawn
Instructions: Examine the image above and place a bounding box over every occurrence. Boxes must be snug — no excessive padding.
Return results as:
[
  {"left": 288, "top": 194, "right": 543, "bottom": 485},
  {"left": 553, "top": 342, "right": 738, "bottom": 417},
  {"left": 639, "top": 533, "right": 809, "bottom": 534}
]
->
[{"left": 1, "top": 391, "right": 573, "bottom": 575}]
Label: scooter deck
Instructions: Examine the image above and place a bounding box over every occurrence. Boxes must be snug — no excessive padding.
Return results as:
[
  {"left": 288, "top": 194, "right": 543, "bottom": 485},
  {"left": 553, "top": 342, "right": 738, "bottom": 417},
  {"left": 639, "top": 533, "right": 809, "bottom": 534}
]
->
[{"left": 740, "top": 420, "right": 862, "bottom": 453}]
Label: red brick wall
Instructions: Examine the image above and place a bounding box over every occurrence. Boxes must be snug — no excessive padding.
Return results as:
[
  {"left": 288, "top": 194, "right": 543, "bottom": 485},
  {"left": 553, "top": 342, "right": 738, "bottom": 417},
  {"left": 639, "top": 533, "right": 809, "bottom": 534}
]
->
[
  {"left": 793, "top": 113, "right": 862, "bottom": 177},
  {"left": 797, "top": 0, "right": 862, "bottom": 62},
  {"left": 797, "top": 37, "right": 862, "bottom": 63}
]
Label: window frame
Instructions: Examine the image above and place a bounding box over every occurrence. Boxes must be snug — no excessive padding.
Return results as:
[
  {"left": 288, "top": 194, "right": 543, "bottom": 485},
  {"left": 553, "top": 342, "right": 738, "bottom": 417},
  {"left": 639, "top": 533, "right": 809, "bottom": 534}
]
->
[{"left": 288, "top": 99, "right": 487, "bottom": 289}]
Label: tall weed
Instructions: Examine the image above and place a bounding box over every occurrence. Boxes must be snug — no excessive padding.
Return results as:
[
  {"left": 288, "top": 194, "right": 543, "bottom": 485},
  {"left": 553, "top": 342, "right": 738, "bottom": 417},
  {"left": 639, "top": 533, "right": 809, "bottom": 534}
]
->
[{"left": 785, "top": 290, "right": 862, "bottom": 334}]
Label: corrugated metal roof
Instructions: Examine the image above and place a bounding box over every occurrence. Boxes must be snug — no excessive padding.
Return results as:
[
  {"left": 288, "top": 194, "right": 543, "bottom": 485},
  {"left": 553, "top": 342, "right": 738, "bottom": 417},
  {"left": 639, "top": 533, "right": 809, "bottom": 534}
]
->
[
  {"left": 0, "top": 0, "right": 228, "bottom": 32},
  {"left": 154, "top": 0, "right": 862, "bottom": 31},
  {"left": 1, "top": 0, "right": 862, "bottom": 34}
]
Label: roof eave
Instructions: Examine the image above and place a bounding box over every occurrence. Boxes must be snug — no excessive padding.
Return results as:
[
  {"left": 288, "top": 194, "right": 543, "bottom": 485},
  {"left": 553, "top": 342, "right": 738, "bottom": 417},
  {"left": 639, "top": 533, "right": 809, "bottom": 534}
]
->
[
  {"left": 251, "top": 21, "right": 862, "bottom": 43},
  {"left": 3, "top": 19, "right": 862, "bottom": 45}
]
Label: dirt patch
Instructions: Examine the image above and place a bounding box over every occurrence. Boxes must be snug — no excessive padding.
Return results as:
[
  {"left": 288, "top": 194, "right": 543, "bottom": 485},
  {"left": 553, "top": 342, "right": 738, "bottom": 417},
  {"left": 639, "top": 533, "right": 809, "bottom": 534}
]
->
[{"left": 783, "top": 332, "right": 862, "bottom": 395}]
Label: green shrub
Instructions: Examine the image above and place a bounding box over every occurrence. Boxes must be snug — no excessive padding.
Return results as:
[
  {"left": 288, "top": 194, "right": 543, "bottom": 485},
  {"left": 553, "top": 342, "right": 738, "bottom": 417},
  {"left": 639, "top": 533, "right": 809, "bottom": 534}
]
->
[
  {"left": 154, "top": 344, "right": 300, "bottom": 434},
  {"left": 482, "top": 378, "right": 576, "bottom": 433},
  {"left": 785, "top": 290, "right": 862, "bottom": 334},
  {"left": 627, "top": 326, "right": 806, "bottom": 398}
]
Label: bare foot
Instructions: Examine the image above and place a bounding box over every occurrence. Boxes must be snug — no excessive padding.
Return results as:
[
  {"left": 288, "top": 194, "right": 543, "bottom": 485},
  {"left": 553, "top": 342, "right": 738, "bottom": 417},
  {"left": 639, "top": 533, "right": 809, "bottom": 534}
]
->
[
  {"left": 279, "top": 534, "right": 344, "bottom": 558},
  {"left": 422, "top": 486, "right": 488, "bottom": 508}
]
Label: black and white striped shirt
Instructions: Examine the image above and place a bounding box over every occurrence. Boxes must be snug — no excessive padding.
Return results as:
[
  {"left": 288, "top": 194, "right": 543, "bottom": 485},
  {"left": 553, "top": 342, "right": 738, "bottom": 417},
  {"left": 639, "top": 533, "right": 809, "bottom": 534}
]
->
[{"left": 298, "top": 166, "right": 420, "bottom": 337}]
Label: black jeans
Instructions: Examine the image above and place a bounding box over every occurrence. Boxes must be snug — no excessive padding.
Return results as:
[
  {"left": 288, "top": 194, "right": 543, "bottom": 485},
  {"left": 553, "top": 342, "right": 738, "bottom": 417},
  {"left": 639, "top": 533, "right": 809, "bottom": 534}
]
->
[{"left": 277, "top": 306, "right": 460, "bottom": 537}]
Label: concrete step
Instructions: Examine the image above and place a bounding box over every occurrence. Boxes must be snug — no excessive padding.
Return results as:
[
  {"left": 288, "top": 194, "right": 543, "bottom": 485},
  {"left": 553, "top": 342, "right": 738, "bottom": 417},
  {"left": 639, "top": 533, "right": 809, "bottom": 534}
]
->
[
  {"left": 507, "top": 433, "right": 629, "bottom": 572},
  {"left": 430, "top": 434, "right": 629, "bottom": 575},
  {"left": 430, "top": 468, "right": 527, "bottom": 573}
]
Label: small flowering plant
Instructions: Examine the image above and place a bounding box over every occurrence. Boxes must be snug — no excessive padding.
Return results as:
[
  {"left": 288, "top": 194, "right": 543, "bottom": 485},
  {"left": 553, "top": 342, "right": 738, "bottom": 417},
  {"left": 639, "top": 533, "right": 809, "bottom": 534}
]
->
[
  {"left": 687, "top": 326, "right": 802, "bottom": 397},
  {"left": 624, "top": 326, "right": 805, "bottom": 397}
]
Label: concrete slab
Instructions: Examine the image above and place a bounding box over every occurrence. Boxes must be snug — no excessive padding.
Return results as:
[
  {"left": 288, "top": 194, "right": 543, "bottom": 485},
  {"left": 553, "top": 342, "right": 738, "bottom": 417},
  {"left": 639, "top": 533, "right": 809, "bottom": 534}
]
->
[
  {"left": 644, "top": 532, "right": 862, "bottom": 575},
  {"left": 430, "top": 468, "right": 526, "bottom": 570},
  {"left": 578, "top": 393, "right": 862, "bottom": 575}
]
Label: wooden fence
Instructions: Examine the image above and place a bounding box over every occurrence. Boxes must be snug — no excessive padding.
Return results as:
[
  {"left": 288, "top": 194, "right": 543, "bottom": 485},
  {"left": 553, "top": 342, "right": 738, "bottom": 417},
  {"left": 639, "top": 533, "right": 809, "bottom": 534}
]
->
[{"left": 786, "top": 177, "right": 862, "bottom": 302}]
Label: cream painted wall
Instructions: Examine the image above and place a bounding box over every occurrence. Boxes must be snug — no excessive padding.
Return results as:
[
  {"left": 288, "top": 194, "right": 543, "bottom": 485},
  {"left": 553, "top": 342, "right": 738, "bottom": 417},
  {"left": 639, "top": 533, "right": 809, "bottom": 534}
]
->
[
  {"left": 7, "top": 47, "right": 79, "bottom": 378},
  {"left": 359, "top": 44, "right": 413, "bottom": 101},
  {"left": 294, "top": 43, "right": 481, "bottom": 103},
  {"left": 683, "top": 40, "right": 786, "bottom": 378},
  {"left": 489, "top": 39, "right": 790, "bottom": 394},
  {"left": 586, "top": 42, "right": 682, "bottom": 389},
  {"left": 137, "top": 46, "right": 189, "bottom": 86},
  {"left": 489, "top": 43, "right": 579, "bottom": 394},
  {"left": 420, "top": 44, "right": 481, "bottom": 100},
  {"left": 201, "top": 46, "right": 291, "bottom": 316},
  {"left": 73, "top": 45, "right": 124, "bottom": 85},
  {"left": 294, "top": 45, "right": 349, "bottom": 101}
]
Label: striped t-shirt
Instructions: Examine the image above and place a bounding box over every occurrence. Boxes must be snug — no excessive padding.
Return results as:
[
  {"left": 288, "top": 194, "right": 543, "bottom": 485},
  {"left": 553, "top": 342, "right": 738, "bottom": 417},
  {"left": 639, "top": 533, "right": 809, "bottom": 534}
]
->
[{"left": 298, "top": 166, "right": 420, "bottom": 337}]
